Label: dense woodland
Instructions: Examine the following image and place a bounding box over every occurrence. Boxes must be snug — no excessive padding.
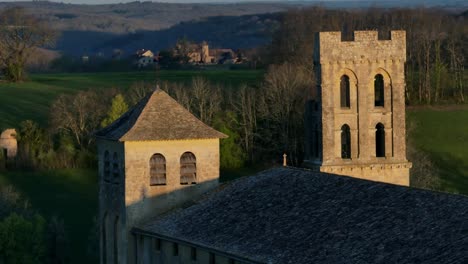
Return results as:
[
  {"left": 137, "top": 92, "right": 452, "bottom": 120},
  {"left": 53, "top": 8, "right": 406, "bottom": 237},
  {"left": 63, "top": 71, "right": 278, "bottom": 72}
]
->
[{"left": 270, "top": 7, "right": 467, "bottom": 104}]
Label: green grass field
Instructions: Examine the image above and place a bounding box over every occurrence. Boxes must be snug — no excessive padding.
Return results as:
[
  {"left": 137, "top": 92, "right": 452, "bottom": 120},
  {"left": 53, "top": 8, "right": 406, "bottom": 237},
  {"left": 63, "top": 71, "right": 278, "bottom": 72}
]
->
[
  {"left": 0, "top": 169, "right": 98, "bottom": 262},
  {"left": 407, "top": 107, "right": 468, "bottom": 195},
  {"left": 0, "top": 70, "right": 264, "bottom": 128}
]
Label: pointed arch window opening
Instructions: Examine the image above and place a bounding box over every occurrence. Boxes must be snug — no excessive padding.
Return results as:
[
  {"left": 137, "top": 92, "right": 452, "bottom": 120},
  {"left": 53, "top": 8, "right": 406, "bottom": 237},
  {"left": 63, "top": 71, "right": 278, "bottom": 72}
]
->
[
  {"left": 150, "top": 154, "right": 166, "bottom": 186},
  {"left": 340, "top": 75, "right": 351, "bottom": 108},
  {"left": 374, "top": 74, "right": 385, "bottom": 107},
  {"left": 341, "top": 124, "right": 351, "bottom": 159},
  {"left": 180, "top": 152, "right": 197, "bottom": 185},
  {"left": 376, "top": 123, "right": 386, "bottom": 157}
]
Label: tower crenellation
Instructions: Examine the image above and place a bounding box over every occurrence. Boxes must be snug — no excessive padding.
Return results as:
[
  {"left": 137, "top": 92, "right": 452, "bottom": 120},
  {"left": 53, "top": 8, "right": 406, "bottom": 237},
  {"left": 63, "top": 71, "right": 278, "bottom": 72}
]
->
[{"left": 316, "top": 30, "right": 406, "bottom": 64}]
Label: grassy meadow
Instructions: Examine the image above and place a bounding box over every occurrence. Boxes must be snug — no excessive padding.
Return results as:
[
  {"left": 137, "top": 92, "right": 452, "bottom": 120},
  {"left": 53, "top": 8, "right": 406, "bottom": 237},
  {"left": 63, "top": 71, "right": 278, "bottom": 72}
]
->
[
  {"left": 0, "top": 70, "right": 466, "bottom": 262},
  {"left": 0, "top": 70, "right": 264, "bottom": 128},
  {"left": 407, "top": 107, "right": 468, "bottom": 195},
  {"left": 0, "top": 169, "right": 98, "bottom": 262}
]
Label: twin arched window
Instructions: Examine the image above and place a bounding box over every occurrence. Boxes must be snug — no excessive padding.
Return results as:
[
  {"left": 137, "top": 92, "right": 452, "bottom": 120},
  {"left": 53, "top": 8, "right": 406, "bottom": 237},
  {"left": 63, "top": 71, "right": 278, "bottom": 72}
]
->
[
  {"left": 340, "top": 123, "right": 386, "bottom": 159},
  {"left": 148, "top": 152, "right": 197, "bottom": 185},
  {"left": 340, "top": 75, "right": 351, "bottom": 108},
  {"left": 340, "top": 74, "right": 385, "bottom": 108},
  {"left": 103, "top": 151, "right": 119, "bottom": 183},
  {"left": 150, "top": 154, "right": 166, "bottom": 185}
]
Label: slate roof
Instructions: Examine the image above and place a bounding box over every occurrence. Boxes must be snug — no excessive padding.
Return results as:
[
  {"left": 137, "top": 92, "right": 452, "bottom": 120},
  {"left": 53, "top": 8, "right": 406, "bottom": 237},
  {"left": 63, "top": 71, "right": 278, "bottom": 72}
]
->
[
  {"left": 136, "top": 167, "right": 468, "bottom": 264},
  {"left": 95, "top": 89, "right": 227, "bottom": 141}
]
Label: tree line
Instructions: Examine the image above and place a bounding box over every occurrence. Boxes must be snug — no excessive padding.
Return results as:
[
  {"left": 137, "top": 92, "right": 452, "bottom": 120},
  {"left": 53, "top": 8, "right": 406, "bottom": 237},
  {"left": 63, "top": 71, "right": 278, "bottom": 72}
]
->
[{"left": 268, "top": 6, "right": 467, "bottom": 104}]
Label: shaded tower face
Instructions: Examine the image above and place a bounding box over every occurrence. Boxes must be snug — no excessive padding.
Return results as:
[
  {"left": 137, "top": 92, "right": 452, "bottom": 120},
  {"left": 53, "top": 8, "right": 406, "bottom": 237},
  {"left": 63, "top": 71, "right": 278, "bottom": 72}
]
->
[{"left": 305, "top": 31, "right": 412, "bottom": 186}]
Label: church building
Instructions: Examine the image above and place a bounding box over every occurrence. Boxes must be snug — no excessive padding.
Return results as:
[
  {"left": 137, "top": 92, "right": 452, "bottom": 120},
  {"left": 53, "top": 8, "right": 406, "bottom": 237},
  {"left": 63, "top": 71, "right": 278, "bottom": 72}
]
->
[
  {"left": 92, "top": 31, "right": 468, "bottom": 264},
  {"left": 95, "top": 89, "right": 227, "bottom": 263}
]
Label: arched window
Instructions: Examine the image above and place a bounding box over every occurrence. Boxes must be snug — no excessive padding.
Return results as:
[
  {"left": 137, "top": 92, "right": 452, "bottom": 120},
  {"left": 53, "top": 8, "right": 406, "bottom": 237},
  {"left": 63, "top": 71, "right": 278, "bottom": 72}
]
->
[
  {"left": 150, "top": 154, "right": 166, "bottom": 185},
  {"left": 112, "top": 152, "right": 119, "bottom": 183},
  {"left": 374, "top": 74, "right": 384, "bottom": 107},
  {"left": 104, "top": 151, "right": 110, "bottom": 182},
  {"left": 341, "top": 124, "right": 351, "bottom": 159},
  {"left": 114, "top": 215, "right": 119, "bottom": 264},
  {"left": 340, "top": 75, "right": 350, "bottom": 108},
  {"left": 180, "top": 152, "right": 196, "bottom": 185},
  {"left": 376, "top": 123, "right": 386, "bottom": 157}
]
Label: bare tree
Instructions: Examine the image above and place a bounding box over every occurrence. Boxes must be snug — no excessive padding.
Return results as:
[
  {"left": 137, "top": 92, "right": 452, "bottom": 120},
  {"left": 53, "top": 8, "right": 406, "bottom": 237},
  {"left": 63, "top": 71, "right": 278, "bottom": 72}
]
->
[
  {"left": 127, "top": 81, "right": 153, "bottom": 106},
  {"left": 0, "top": 7, "right": 57, "bottom": 82},
  {"left": 50, "top": 90, "right": 105, "bottom": 149},
  {"left": 191, "top": 77, "right": 221, "bottom": 125},
  {"left": 259, "top": 63, "right": 314, "bottom": 165},
  {"left": 231, "top": 85, "right": 258, "bottom": 162}
]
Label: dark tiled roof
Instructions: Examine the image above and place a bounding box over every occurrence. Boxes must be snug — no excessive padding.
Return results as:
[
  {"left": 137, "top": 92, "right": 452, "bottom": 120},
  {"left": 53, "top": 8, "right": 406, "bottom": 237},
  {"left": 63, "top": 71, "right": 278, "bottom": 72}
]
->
[
  {"left": 95, "top": 89, "right": 227, "bottom": 141},
  {"left": 139, "top": 167, "right": 468, "bottom": 264}
]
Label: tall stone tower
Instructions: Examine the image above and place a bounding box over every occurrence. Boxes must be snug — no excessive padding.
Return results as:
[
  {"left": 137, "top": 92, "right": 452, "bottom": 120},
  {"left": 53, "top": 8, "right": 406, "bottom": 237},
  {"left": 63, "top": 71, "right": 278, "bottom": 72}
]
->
[
  {"left": 305, "top": 30, "right": 411, "bottom": 186},
  {"left": 95, "top": 89, "right": 227, "bottom": 264}
]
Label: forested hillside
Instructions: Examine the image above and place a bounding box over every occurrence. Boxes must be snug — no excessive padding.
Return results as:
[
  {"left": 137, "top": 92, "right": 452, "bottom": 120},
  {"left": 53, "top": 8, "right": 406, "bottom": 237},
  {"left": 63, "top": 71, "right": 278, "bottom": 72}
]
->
[
  {"left": 0, "top": 1, "right": 290, "bottom": 33},
  {"left": 56, "top": 13, "right": 281, "bottom": 56}
]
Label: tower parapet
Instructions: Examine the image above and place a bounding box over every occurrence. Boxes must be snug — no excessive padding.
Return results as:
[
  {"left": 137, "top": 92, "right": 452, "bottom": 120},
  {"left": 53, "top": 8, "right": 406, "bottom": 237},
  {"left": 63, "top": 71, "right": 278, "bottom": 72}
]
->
[{"left": 315, "top": 30, "right": 406, "bottom": 64}]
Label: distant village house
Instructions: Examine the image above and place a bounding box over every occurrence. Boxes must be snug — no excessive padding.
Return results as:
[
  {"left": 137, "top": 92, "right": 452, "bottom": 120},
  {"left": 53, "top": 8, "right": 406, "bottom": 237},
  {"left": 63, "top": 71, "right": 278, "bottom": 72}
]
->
[
  {"left": 134, "top": 49, "right": 158, "bottom": 68},
  {"left": 175, "top": 41, "right": 240, "bottom": 65}
]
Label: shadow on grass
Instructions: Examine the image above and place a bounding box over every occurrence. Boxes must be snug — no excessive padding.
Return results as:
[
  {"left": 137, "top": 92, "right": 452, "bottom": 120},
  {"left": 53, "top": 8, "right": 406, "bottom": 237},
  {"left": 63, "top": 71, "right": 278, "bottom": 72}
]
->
[
  {"left": 0, "top": 169, "right": 98, "bottom": 263},
  {"left": 428, "top": 152, "right": 468, "bottom": 195}
]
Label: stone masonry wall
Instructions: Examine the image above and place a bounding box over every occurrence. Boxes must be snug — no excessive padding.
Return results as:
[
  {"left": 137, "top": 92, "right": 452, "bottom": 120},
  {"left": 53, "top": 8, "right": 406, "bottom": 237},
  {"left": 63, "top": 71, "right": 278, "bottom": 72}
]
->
[{"left": 124, "top": 138, "right": 220, "bottom": 263}]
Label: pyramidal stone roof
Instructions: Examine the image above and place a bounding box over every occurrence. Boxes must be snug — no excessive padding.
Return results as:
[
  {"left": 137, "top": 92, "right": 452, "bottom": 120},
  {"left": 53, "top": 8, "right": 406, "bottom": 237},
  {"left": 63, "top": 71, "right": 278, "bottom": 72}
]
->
[{"left": 95, "top": 89, "right": 227, "bottom": 141}]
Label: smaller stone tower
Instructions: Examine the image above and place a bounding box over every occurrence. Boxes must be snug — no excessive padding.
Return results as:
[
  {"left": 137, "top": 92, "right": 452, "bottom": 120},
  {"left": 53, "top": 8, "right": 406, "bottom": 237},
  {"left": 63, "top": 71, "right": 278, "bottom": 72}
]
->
[
  {"left": 95, "top": 89, "right": 227, "bottom": 264},
  {"left": 0, "top": 129, "right": 17, "bottom": 158},
  {"left": 305, "top": 31, "right": 411, "bottom": 186}
]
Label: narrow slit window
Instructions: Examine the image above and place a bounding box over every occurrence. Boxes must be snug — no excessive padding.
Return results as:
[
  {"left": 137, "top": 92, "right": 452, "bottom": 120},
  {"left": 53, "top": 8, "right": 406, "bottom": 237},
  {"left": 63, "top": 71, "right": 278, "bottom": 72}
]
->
[
  {"left": 340, "top": 75, "right": 351, "bottom": 108},
  {"left": 112, "top": 152, "right": 119, "bottom": 183},
  {"left": 114, "top": 216, "right": 119, "bottom": 264},
  {"left": 180, "top": 152, "right": 197, "bottom": 185},
  {"left": 102, "top": 213, "right": 107, "bottom": 264},
  {"left": 209, "top": 253, "right": 216, "bottom": 264},
  {"left": 150, "top": 154, "right": 166, "bottom": 185},
  {"left": 191, "top": 247, "right": 197, "bottom": 261},
  {"left": 173, "top": 243, "right": 179, "bottom": 256},
  {"left": 154, "top": 238, "right": 161, "bottom": 251},
  {"left": 374, "top": 74, "right": 384, "bottom": 107},
  {"left": 104, "top": 151, "right": 110, "bottom": 182},
  {"left": 376, "top": 123, "right": 386, "bottom": 157},
  {"left": 341, "top": 125, "right": 351, "bottom": 159}
]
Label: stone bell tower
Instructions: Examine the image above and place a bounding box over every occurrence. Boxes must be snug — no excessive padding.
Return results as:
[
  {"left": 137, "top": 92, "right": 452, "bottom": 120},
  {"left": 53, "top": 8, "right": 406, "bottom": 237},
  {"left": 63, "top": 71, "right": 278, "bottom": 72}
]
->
[{"left": 305, "top": 30, "right": 412, "bottom": 186}]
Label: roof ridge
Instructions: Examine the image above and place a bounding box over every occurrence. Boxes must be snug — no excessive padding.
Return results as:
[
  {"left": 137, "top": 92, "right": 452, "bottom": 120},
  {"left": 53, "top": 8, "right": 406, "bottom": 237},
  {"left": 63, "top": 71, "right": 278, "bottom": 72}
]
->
[{"left": 119, "top": 89, "right": 159, "bottom": 141}]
